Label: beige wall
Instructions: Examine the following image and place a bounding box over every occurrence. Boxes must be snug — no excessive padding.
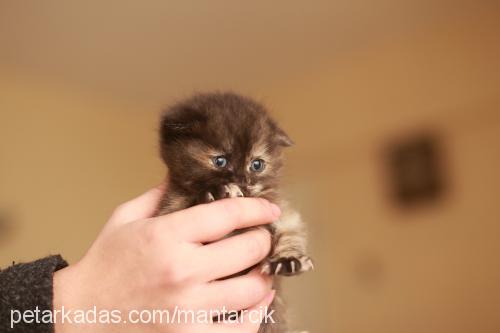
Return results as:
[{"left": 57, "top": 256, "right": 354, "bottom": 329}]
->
[
  {"left": 276, "top": 10, "right": 500, "bottom": 333},
  {"left": 0, "top": 73, "right": 160, "bottom": 263},
  {"left": 1, "top": 2, "right": 500, "bottom": 333}
]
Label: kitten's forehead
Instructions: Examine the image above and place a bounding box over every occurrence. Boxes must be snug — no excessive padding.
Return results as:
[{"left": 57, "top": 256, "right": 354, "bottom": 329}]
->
[
  {"left": 204, "top": 104, "right": 274, "bottom": 153},
  {"left": 161, "top": 92, "right": 289, "bottom": 161}
]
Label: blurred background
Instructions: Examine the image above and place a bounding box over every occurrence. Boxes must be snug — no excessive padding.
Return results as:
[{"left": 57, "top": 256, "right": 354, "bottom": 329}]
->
[{"left": 1, "top": 1, "right": 500, "bottom": 332}]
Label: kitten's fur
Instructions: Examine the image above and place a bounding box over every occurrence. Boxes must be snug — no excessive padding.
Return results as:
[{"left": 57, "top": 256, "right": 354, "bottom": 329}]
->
[{"left": 156, "top": 92, "right": 312, "bottom": 333}]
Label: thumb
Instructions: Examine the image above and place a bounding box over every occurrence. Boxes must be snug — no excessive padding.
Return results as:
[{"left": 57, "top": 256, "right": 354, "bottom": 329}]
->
[{"left": 107, "top": 183, "right": 166, "bottom": 226}]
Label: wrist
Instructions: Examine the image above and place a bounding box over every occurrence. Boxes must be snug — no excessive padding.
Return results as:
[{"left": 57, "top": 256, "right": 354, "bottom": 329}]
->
[{"left": 53, "top": 263, "right": 86, "bottom": 333}]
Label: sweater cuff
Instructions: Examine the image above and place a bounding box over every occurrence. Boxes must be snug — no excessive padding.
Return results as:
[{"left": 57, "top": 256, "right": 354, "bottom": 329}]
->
[{"left": 0, "top": 255, "right": 68, "bottom": 333}]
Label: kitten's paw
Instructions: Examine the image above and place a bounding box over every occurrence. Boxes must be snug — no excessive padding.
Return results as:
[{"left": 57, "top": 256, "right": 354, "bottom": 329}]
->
[
  {"left": 261, "top": 255, "right": 314, "bottom": 276},
  {"left": 203, "top": 184, "right": 243, "bottom": 203}
]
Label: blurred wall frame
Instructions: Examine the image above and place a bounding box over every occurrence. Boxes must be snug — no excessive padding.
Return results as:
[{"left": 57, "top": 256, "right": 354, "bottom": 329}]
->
[{"left": 384, "top": 130, "right": 448, "bottom": 209}]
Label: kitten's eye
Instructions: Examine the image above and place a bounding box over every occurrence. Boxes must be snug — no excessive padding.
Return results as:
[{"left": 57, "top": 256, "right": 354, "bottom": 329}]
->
[
  {"left": 213, "top": 156, "right": 228, "bottom": 168},
  {"left": 250, "top": 159, "right": 265, "bottom": 172}
]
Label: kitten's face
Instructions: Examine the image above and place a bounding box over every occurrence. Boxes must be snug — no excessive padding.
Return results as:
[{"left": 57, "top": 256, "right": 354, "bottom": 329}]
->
[{"left": 160, "top": 93, "right": 292, "bottom": 202}]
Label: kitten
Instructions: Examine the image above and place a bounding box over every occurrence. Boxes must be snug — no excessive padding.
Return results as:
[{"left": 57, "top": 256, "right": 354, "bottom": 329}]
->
[{"left": 156, "top": 92, "right": 313, "bottom": 333}]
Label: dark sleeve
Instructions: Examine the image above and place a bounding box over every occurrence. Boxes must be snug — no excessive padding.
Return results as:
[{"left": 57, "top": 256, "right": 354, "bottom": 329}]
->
[{"left": 0, "top": 255, "right": 68, "bottom": 333}]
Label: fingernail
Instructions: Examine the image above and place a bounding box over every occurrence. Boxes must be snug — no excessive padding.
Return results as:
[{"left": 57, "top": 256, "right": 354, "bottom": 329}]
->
[{"left": 270, "top": 203, "right": 281, "bottom": 218}]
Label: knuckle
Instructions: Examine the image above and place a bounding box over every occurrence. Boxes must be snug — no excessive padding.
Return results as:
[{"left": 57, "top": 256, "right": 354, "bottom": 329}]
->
[
  {"left": 110, "top": 202, "right": 128, "bottom": 220},
  {"left": 142, "top": 220, "right": 163, "bottom": 245},
  {"left": 162, "top": 261, "right": 191, "bottom": 285},
  {"left": 256, "top": 197, "right": 270, "bottom": 210},
  {"left": 257, "top": 197, "right": 272, "bottom": 212},
  {"left": 243, "top": 232, "right": 268, "bottom": 261},
  {"left": 248, "top": 275, "right": 269, "bottom": 298},
  {"left": 219, "top": 199, "right": 243, "bottom": 224}
]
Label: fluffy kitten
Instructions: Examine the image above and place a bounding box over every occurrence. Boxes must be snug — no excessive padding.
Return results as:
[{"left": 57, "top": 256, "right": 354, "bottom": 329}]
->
[{"left": 156, "top": 92, "right": 313, "bottom": 333}]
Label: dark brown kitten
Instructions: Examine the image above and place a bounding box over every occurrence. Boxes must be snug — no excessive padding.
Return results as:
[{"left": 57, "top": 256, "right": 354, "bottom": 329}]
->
[{"left": 156, "top": 92, "right": 312, "bottom": 333}]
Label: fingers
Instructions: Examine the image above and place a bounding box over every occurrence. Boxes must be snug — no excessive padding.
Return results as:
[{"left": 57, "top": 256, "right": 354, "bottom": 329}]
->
[
  {"left": 108, "top": 183, "right": 166, "bottom": 225},
  {"left": 186, "top": 289, "right": 275, "bottom": 333},
  {"left": 238, "top": 289, "right": 276, "bottom": 332},
  {"left": 157, "top": 198, "right": 280, "bottom": 243},
  {"left": 215, "top": 289, "right": 276, "bottom": 333},
  {"left": 193, "top": 269, "right": 272, "bottom": 312},
  {"left": 194, "top": 228, "right": 271, "bottom": 281}
]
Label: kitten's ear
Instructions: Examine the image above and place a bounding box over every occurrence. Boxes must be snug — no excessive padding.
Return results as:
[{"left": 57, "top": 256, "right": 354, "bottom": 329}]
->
[
  {"left": 160, "top": 107, "right": 205, "bottom": 140},
  {"left": 276, "top": 126, "right": 294, "bottom": 147}
]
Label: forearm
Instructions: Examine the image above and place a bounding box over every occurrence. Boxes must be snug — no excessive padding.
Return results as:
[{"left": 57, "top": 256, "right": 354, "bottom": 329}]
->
[{"left": 0, "top": 255, "right": 68, "bottom": 333}]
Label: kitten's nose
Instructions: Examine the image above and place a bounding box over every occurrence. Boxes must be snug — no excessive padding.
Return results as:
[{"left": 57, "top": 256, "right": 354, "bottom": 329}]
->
[{"left": 224, "top": 184, "right": 244, "bottom": 198}]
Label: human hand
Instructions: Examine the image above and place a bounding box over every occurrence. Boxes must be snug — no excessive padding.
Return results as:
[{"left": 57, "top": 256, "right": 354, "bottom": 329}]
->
[{"left": 53, "top": 185, "right": 279, "bottom": 333}]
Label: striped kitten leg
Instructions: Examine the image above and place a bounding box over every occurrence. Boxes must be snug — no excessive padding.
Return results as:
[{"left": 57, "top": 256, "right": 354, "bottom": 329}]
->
[{"left": 261, "top": 206, "right": 313, "bottom": 276}]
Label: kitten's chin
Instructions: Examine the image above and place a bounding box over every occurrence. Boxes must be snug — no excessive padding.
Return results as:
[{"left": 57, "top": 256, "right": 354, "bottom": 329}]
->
[{"left": 247, "top": 183, "right": 264, "bottom": 196}]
